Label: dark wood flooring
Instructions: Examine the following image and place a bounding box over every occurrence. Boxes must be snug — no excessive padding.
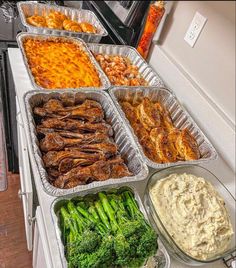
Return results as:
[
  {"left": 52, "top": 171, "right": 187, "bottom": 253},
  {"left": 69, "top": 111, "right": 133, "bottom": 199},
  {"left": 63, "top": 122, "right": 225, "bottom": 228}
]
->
[{"left": 0, "top": 173, "right": 32, "bottom": 268}]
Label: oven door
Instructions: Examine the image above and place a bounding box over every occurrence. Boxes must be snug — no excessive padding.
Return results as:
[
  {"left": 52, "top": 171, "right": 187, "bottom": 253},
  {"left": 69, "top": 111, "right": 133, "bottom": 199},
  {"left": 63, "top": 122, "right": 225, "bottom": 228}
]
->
[{"left": 0, "top": 43, "right": 19, "bottom": 173}]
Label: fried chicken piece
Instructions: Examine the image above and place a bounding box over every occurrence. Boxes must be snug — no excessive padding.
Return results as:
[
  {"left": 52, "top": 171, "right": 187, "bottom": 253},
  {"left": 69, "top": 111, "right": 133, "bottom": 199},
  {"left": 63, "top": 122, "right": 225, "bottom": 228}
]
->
[
  {"left": 54, "top": 160, "right": 111, "bottom": 188},
  {"left": 175, "top": 128, "right": 200, "bottom": 160},
  {"left": 120, "top": 101, "right": 138, "bottom": 123},
  {"left": 79, "top": 22, "right": 97, "bottom": 33},
  {"left": 155, "top": 102, "right": 174, "bottom": 132},
  {"left": 27, "top": 15, "right": 47, "bottom": 27},
  {"left": 133, "top": 122, "right": 161, "bottom": 163},
  {"left": 45, "top": 11, "right": 67, "bottom": 30},
  {"left": 43, "top": 150, "right": 104, "bottom": 168},
  {"left": 40, "top": 132, "right": 109, "bottom": 152},
  {"left": 63, "top": 19, "right": 82, "bottom": 32},
  {"left": 34, "top": 99, "right": 104, "bottom": 122},
  {"left": 136, "top": 98, "right": 161, "bottom": 131},
  {"left": 38, "top": 118, "right": 113, "bottom": 136},
  {"left": 150, "top": 128, "right": 178, "bottom": 163}
]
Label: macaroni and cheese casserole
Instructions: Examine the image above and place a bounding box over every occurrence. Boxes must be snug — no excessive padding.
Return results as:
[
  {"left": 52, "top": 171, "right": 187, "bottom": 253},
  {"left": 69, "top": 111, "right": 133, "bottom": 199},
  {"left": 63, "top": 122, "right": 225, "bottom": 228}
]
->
[{"left": 23, "top": 38, "right": 101, "bottom": 89}]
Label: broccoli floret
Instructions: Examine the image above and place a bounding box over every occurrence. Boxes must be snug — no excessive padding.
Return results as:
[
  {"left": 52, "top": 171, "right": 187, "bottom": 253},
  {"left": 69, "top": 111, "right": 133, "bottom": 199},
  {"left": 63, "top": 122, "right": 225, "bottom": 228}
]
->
[{"left": 78, "top": 235, "right": 114, "bottom": 268}]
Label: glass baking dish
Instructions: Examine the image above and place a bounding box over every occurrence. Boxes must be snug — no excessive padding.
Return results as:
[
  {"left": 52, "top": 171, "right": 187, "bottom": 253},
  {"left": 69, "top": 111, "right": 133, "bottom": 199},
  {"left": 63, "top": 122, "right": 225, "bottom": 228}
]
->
[{"left": 144, "top": 165, "right": 236, "bottom": 266}]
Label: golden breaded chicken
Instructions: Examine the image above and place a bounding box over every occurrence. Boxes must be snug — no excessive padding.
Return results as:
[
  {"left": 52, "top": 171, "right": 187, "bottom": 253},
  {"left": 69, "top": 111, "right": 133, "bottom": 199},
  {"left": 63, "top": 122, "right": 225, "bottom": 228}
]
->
[
  {"left": 120, "top": 101, "right": 138, "bottom": 124},
  {"left": 27, "top": 15, "right": 47, "bottom": 27},
  {"left": 63, "top": 19, "right": 82, "bottom": 32},
  {"left": 79, "top": 22, "right": 97, "bottom": 33},
  {"left": 137, "top": 98, "right": 161, "bottom": 131},
  {"left": 150, "top": 128, "right": 178, "bottom": 163},
  {"left": 133, "top": 123, "right": 161, "bottom": 162},
  {"left": 46, "top": 11, "right": 67, "bottom": 29},
  {"left": 155, "top": 102, "right": 174, "bottom": 132},
  {"left": 175, "top": 128, "right": 200, "bottom": 160}
]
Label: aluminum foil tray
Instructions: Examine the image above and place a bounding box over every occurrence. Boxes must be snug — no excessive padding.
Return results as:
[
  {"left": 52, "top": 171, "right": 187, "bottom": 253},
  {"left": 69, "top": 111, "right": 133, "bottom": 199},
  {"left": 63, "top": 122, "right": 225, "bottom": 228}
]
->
[
  {"left": 16, "top": 32, "right": 111, "bottom": 91},
  {"left": 87, "top": 43, "right": 165, "bottom": 88},
  {"left": 51, "top": 185, "right": 171, "bottom": 268},
  {"left": 109, "top": 86, "right": 218, "bottom": 169},
  {"left": 17, "top": 1, "right": 108, "bottom": 42},
  {"left": 23, "top": 90, "right": 149, "bottom": 196}
]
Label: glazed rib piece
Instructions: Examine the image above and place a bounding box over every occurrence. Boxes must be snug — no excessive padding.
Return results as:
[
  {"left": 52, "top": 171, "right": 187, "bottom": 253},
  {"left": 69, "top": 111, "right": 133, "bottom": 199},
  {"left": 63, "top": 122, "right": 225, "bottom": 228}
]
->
[
  {"left": 34, "top": 99, "right": 104, "bottom": 122},
  {"left": 108, "top": 156, "right": 133, "bottom": 178},
  {"left": 71, "top": 142, "right": 118, "bottom": 158},
  {"left": 40, "top": 132, "right": 109, "bottom": 152},
  {"left": 54, "top": 156, "right": 132, "bottom": 189},
  {"left": 37, "top": 118, "right": 113, "bottom": 135},
  {"left": 43, "top": 150, "right": 105, "bottom": 168},
  {"left": 54, "top": 160, "right": 111, "bottom": 188}
]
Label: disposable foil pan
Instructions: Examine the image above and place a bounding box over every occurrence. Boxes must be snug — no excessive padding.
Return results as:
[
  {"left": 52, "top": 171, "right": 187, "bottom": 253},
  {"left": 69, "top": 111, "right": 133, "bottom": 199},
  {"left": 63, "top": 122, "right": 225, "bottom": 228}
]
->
[
  {"left": 51, "top": 185, "right": 171, "bottom": 268},
  {"left": 16, "top": 32, "right": 111, "bottom": 91},
  {"left": 109, "top": 86, "right": 218, "bottom": 169},
  {"left": 87, "top": 43, "right": 165, "bottom": 88},
  {"left": 23, "top": 90, "right": 149, "bottom": 196},
  {"left": 17, "top": 1, "right": 108, "bottom": 43}
]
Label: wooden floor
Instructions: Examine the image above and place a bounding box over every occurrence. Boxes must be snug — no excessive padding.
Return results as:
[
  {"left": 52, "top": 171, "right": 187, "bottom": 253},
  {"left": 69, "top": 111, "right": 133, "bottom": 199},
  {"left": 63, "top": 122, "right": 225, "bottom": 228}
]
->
[{"left": 0, "top": 173, "right": 32, "bottom": 268}]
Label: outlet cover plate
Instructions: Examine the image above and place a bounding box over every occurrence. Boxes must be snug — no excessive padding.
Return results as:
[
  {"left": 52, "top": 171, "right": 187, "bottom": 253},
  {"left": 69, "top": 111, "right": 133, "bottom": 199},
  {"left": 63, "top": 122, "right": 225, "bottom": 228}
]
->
[{"left": 184, "top": 11, "right": 207, "bottom": 47}]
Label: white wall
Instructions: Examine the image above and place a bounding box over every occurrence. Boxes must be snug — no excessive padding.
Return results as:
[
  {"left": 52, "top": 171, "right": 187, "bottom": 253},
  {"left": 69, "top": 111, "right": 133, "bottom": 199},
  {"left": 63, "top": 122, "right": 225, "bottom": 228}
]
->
[{"left": 156, "top": 1, "right": 235, "bottom": 126}]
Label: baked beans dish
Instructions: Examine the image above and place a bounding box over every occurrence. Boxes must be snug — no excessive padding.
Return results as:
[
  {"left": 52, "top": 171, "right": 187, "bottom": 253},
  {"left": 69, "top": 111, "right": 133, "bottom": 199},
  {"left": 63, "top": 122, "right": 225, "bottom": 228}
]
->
[
  {"left": 94, "top": 54, "right": 148, "bottom": 86},
  {"left": 23, "top": 38, "right": 101, "bottom": 89}
]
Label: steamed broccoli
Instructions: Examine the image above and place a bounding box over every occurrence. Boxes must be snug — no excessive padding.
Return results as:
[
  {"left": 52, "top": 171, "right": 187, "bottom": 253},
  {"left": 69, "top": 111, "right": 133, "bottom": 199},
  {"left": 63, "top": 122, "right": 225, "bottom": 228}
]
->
[{"left": 59, "top": 190, "right": 158, "bottom": 268}]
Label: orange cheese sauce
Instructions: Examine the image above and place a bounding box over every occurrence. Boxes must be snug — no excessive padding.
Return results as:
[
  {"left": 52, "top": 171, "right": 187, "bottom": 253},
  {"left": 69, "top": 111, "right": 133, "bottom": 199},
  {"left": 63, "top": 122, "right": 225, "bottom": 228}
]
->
[{"left": 23, "top": 38, "right": 101, "bottom": 89}]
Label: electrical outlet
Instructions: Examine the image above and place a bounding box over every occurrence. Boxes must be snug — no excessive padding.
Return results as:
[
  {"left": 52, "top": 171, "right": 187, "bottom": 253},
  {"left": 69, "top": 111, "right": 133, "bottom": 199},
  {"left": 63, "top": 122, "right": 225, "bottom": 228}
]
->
[{"left": 184, "top": 11, "right": 207, "bottom": 47}]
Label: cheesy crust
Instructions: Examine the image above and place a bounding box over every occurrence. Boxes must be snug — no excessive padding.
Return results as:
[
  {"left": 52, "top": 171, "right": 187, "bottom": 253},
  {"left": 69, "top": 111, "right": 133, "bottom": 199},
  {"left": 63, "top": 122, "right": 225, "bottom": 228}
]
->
[{"left": 23, "top": 38, "right": 101, "bottom": 89}]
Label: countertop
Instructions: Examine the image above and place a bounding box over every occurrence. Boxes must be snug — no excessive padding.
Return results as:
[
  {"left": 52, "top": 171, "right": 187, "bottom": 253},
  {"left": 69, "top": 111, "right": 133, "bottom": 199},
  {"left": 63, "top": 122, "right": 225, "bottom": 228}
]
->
[{"left": 9, "top": 48, "right": 234, "bottom": 268}]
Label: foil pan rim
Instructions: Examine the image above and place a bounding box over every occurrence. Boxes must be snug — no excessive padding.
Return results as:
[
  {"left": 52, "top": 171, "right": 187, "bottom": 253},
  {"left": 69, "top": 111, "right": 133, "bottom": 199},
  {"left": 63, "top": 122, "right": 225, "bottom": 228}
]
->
[
  {"left": 87, "top": 43, "right": 166, "bottom": 89},
  {"left": 16, "top": 32, "right": 111, "bottom": 91},
  {"left": 50, "top": 184, "right": 171, "bottom": 268},
  {"left": 17, "top": 1, "right": 108, "bottom": 37},
  {"left": 109, "top": 86, "right": 218, "bottom": 169},
  {"left": 23, "top": 89, "right": 149, "bottom": 197}
]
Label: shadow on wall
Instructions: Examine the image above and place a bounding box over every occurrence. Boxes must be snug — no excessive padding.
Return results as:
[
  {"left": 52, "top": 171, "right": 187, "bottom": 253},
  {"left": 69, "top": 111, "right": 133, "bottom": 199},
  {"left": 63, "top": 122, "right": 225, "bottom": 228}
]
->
[{"left": 158, "top": 1, "right": 178, "bottom": 46}]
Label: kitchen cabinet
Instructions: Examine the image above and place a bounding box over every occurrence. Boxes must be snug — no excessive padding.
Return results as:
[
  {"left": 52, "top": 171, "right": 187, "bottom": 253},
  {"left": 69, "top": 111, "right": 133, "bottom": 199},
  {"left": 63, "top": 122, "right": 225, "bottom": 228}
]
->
[
  {"left": 33, "top": 206, "right": 53, "bottom": 268},
  {"left": 16, "top": 97, "right": 33, "bottom": 251}
]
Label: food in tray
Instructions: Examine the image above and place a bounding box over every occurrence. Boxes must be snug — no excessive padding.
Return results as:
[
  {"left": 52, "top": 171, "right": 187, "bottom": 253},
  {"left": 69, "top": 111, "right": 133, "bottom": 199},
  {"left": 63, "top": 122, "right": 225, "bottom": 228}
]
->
[
  {"left": 26, "top": 11, "right": 97, "bottom": 33},
  {"left": 80, "top": 22, "right": 97, "bottom": 33},
  {"left": 26, "top": 15, "right": 47, "bottom": 27},
  {"left": 33, "top": 97, "right": 132, "bottom": 189},
  {"left": 149, "top": 173, "right": 234, "bottom": 260},
  {"left": 94, "top": 54, "right": 148, "bottom": 86},
  {"left": 58, "top": 189, "right": 158, "bottom": 267},
  {"left": 63, "top": 19, "right": 82, "bottom": 32},
  {"left": 120, "top": 97, "right": 200, "bottom": 163},
  {"left": 45, "top": 11, "right": 67, "bottom": 29},
  {"left": 23, "top": 38, "right": 101, "bottom": 89}
]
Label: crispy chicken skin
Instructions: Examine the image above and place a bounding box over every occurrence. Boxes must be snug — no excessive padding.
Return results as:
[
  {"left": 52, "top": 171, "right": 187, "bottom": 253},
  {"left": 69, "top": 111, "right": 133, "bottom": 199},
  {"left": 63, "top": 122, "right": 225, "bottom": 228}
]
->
[
  {"left": 26, "top": 15, "right": 47, "bottom": 28},
  {"left": 150, "top": 128, "right": 178, "bottom": 163},
  {"left": 120, "top": 97, "right": 200, "bottom": 163},
  {"left": 175, "top": 128, "right": 200, "bottom": 160},
  {"left": 63, "top": 19, "right": 82, "bottom": 32},
  {"left": 33, "top": 97, "right": 132, "bottom": 188},
  {"left": 136, "top": 97, "right": 161, "bottom": 131}
]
